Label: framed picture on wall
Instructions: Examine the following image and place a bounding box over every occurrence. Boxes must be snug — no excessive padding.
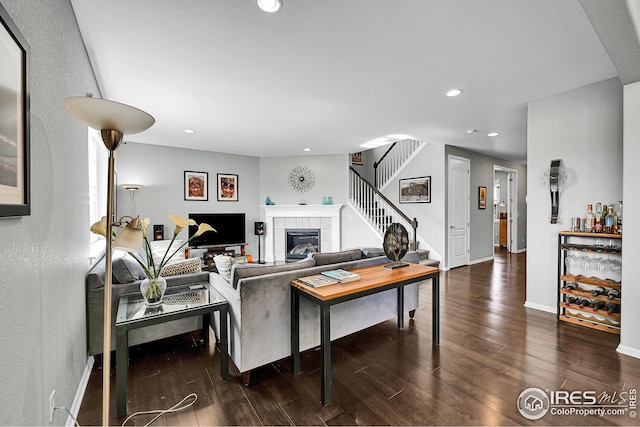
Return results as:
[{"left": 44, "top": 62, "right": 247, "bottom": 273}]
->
[
  {"left": 399, "top": 176, "right": 431, "bottom": 203},
  {"left": 0, "top": 4, "right": 31, "bottom": 217},
  {"left": 217, "top": 173, "right": 238, "bottom": 201},
  {"left": 351, "top": 152, "right": 363, "bottom": 165},
  {"left": 478, "top": 186, "right": 487, "bottom": 209},
  {"left": 184, "top": 171, "right": 208, "bottom": 201}
]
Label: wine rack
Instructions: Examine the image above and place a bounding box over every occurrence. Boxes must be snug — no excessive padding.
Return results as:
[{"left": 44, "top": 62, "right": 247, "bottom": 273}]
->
[{"left": 557, "top": 231, "right": 622, "bottom": 335}]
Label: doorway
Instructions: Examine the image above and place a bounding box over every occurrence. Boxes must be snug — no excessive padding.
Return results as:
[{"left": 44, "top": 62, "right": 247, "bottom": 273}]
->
[{"left": 493, "top": 165, "right": 518, "bottom": 253}]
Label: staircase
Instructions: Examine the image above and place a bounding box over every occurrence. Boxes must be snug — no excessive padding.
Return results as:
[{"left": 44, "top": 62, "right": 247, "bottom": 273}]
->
[
  {"left": 374, "top": 139, "right": 424, "bottom": 189},
  {"left": 349, "top": 167, "right": 418, "bottom": 250}
]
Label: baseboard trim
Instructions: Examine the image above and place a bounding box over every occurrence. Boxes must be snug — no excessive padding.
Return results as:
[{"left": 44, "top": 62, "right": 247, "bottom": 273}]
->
[
  {"left": 524, "top": 301, "right": 556, "bottom": 314},
  {"left": 67, "top": 356, "right": 94, "bottom": 426},
  {"left": 616, "top": 344, "right": 640, "bottom": 360},
  {"left": 469, "top": 256, "right": 494, "bottom": 265}
]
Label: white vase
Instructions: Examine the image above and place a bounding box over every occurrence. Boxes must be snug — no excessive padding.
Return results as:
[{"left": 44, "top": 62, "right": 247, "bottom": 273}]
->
[{"left": 140, "top": 276, "right": 167, "bottom": 307}]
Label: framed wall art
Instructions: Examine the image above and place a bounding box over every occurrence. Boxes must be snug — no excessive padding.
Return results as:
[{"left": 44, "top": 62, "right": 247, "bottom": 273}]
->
[
  {"left": 351, "top": 152, "right": 363, "bottom": 165},
  {"left": 399, "top": 176, "right": 430, "bottom": 203},
  {"left": 217, "top": 173, "right": 238, "bottom": 201},
  {"left": 478, "top": 186, "right": 487, "bottom": 209},
  {"left": 0, "top": 4, "right": 30, "bottom": 217},
  {"left": 184, "top": 171, "right": 208, "bottom": 201}
]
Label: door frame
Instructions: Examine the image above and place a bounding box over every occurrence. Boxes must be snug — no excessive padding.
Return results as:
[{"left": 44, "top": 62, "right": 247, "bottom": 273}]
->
[
  {"left": 493, "top": 165, "right": 518, "bottom": 252},
  {"left": 447, "top": 155, "right": 470, "bottom": 269}
]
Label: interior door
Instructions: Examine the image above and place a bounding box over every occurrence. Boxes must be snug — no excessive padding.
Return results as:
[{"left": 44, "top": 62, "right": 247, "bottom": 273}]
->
[{"left": 448, "top": 156, "right": 470, "bottom": 268}]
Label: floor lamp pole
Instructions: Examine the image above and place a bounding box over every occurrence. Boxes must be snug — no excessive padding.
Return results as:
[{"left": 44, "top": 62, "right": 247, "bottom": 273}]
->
[{"left": 102, "top": 131, "right": 122, "bottom": 427}]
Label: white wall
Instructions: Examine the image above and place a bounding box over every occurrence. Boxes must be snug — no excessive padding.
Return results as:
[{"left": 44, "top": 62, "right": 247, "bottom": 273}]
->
[
  {"left": 526, "top": 78, "right": 623, "bottom": 313},
  {"left": 0, "top": 1, "right": 99, "bottom": 424},
  {"left": 116, "top": 143, "right": 262, "bottom": 254},
  {"left": 619, "top": 81, "right": 640, "bottom": 358}
]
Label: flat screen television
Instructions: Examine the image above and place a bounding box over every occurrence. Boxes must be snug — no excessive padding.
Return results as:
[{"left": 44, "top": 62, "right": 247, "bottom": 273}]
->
[{"left": 188, "top": 213, "right": 246, "bottom": 248}]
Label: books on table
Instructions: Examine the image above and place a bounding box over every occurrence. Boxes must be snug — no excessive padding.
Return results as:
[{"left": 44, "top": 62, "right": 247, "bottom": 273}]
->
[
  {"left": 321, "top": 269, "right": 360, "bottom": 283},
  {"left": 297, "top": 274, "right": 338, "bottom": 288}
]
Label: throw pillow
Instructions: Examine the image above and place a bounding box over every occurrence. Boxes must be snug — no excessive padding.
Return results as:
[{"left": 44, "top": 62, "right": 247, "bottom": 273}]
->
[
  {"left": 112, "top": 254, "right": 146, "bottom": 284},
  {"left": 160, "top": 257, "right": 202, "bottom": 277},
  {"left": 231, "top": 258, "right": 316, "bottom": 289},
  {"left": 213, "top": 255, "right": 235, "bottom": 282},
  {"left": 148, "top": 239, "right": 185, "bottom": 265}
]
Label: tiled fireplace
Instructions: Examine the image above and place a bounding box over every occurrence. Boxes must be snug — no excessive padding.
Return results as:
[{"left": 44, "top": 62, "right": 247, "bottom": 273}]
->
[{"left": 263, "top": 205, "right": 342, "bottom": 263}]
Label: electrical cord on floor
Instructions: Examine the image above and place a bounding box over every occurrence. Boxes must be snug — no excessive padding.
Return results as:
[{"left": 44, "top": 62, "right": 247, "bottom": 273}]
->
[
  {"left": 54, "top": 406, "right": 81, "bottom": 427},
  {"left": 121, "top": 393, "right": 198, "bottom": 426}
]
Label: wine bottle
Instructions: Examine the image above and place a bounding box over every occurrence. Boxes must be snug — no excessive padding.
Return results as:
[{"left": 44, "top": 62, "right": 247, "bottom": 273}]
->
[
  {"left": 592, "top": 300, "right": 606, "bottom": 311},
  {"left": 592, "top": 286, "right": 606, "bottom": 297},
  {"left": 567, "top": 296, "right": 579, "bottom": 305},
  {"left": 607, "top": 288, "right": 621, "bottom": 300},
  {"left": 615, "top": 201, "right": 622, "bottom": 234},
  {"left": 578, "top": 298, "right": 591, "bottom": 308},
  {"left": 584, "top": 204, "right": 595, "bottom": 233},
  {"left": 564, "top": 282, "right": 578, "bottom": 291},
  {"left": 594, "top": 203, "right": 603, "bottom": 233},
  {"left": 604, "top": 207, "right": 615, "bottom": 234},
  {"left": 605, "top": 302, "right": 619, "bottom": 314}
]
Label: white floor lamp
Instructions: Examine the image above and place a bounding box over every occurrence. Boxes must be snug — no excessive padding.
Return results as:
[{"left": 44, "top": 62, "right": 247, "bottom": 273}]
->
[{"left": 64, "top": 96, "right": 154, "bottom": 426}]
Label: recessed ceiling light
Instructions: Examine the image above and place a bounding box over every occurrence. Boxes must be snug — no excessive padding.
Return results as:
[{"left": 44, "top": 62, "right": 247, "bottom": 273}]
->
[
  {"left": 446, "top": 89, "right": 463, "bottom": 97},
  {"left": 184, "top": 129, "right": 194, "bottom": 134},
  {"left": 488, "top": 132, "right": 499, "bottom": 137},
  {"left": 257, "top": 0, "right": 282, "bottom": 13},
  {"left": 304, "top": 148, "right": 311, "bottom": 152}
]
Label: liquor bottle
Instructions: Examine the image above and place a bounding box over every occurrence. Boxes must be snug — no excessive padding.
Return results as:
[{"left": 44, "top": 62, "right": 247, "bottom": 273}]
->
[
  {"left": 594, "top": 203, "right": 603, "bottom": 233},
  {"left": 604, "top": 207, "right": 615, "bottom": 234},
  {"left": 615, "top": 201, "right": 623, "bottom": 234},
  {"left": 592, "top": 300, "right": 606, "bottom": 311},
  {"left": 592, "top": 286, "right": 606, "bottom": 297},
  {"left": 584, "top": 204, "right": 595, "bottom": 233},
  {"left": 607, "top": 288, "right": 621, "bottom": 300}
]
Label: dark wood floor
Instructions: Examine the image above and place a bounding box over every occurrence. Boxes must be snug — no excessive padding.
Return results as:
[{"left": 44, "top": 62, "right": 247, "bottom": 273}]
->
[{"left": 78, "top": 249, "right": 640, "bottom": 426}]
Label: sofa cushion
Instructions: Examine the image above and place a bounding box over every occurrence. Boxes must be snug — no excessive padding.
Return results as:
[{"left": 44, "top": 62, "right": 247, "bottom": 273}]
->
[
  {"left": 112, "top": 254, "right": 146, "bottom": 284},
  {"left": 361, "top": 247, "right": 385, "bottom": 258},
  {"left": 161, "top": 257, "right": 201, "bottom": 277},
  {"left": 231, "top": 258, "right": 316, "bottom": 289},
  {"left": 214, "top": 255, "right": 235, "bottom": 282},
  {"left": 312, "top": 249, "right": 362, "bottom": 266}
]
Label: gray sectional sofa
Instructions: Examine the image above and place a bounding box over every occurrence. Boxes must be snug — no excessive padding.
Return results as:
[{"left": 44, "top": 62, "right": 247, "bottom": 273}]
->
[
  {"left": 209, "top": 248, "right": 428, "bottom": 383},
  {"left": 85, "top": 253, "right": 209, "bottom": 356}
]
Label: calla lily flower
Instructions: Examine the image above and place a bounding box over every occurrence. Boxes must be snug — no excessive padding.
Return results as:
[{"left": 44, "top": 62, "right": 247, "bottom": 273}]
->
[
  {"left": 141, "top": 217, "right": 150, "bottom": 238},
  {"left": 193, "top": 223, "right": 215, "bottom": 237},
  {"left": 90, "top": 216, "right": 108, "bottom": 238},
  {"left": 168, "top": 214, "right": 196, "bottom": 235}
]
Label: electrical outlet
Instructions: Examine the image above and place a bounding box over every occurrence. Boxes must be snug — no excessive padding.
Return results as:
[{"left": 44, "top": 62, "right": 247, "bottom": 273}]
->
[{"left": 49, "top": 390, "right": 56, "bottom": 423}]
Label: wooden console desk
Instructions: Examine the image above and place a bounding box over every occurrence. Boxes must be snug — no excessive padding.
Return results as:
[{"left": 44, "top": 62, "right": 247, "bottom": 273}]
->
[{"left": 290, "top": 262, "right": 440, "bottom": 405}]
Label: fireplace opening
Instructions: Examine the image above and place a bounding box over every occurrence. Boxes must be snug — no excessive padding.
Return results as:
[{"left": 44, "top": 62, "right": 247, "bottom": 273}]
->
[{"left": 286, "top": 229, "right": 320, "bottom": 262}]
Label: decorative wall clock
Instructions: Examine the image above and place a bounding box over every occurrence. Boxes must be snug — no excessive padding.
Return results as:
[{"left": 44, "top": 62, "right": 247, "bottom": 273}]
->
[{"left": 288, "top": 165, "right": 315, "bottom": 192}]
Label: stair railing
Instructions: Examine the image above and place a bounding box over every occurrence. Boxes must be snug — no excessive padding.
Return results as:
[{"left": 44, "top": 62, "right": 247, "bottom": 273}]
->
[
  {"left": 373, "top": 139, "right": 422, "bottom": 189},
  {"left": 349, "top": 166, "right": 418, "bottom": 250}
]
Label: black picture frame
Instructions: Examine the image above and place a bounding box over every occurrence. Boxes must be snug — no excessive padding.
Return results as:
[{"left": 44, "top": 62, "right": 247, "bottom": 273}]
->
[
  {"left": 479, "top": 186, "right": 487, "bottom": 209},
  {"left": 217, "top": 173, "right": 238, "bottom": 201},
  {"left": 184, "top": 171, "right": 208, "bottom": 201},
  {"left": 0, "top": 4, "right": 30, "bottom": 218},
  {"left": 399, "top": 176, "right": 431, "bottom": 203}
]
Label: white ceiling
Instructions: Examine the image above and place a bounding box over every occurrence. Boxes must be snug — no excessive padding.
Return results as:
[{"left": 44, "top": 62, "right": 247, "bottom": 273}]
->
[{"left": 69, "top": 0, "right": 625, "bottom": 163}]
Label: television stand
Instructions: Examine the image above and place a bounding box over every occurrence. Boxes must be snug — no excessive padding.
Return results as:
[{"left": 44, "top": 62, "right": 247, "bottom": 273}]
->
[{"left": 201, "top": 243, "right": 249, "bottom": 270}]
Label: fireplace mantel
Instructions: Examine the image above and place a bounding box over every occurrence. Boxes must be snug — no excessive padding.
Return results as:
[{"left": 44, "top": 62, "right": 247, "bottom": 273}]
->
[{"left": 263, "top": 204, "right": 343, "bottom": 262}]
